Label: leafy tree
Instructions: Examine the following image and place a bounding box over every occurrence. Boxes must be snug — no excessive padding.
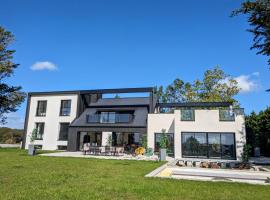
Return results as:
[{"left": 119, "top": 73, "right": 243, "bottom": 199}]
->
[
  {"left": 0, "top": 26, "right": 25, "bottom": 124},
  {"left": 156, "top": 66, "right": 240, "bottom": 105},
  {"left": 246, "top": 107, "right": 270, "bottom": 156},
  {"left": 0, "top": 127, "right": 23, "bottom": 143},
  {"left": 232, "top": 0, "right": 270, "bottom": 65}
]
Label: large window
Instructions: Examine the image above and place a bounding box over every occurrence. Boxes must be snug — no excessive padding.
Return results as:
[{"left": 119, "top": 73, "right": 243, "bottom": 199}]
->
[
  {"left": 155, "top": 133, "right": 174, "bottom": 156},
  {"left": 58, "top": 123, "right": 69, "bottom": 141},
  {"left": 60, "top": 100, "right": 71, "bottom": 116},
  {"left": 182, "top": 132, "right": 236, "bottom": 160},
  {"left": 100, "top": 112, "right": 115, "bottom": 123},
  {"left": 35, "top": 123, "right": 45, "bottom": 140},
  {"left": 181, "top": 109, "right": 195, "bottom": 121},
  {"left": 36, "top": 101, "right": 47, "bottom": 116}
]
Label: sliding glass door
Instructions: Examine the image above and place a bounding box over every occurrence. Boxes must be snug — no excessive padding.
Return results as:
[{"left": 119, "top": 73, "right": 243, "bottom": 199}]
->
[{"left": 182, "top": 132, "right": 236, "bottom": 160}]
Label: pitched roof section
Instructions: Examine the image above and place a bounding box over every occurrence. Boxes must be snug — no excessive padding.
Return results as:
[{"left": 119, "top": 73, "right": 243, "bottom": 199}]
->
[{"left": 70, "top": 107, "right": 148, "bottom": 128}]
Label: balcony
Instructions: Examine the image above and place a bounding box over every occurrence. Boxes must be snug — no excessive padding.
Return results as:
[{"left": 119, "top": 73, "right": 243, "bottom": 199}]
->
[{"left": 87, "top": 113, "right": 134, "bottom": 124}]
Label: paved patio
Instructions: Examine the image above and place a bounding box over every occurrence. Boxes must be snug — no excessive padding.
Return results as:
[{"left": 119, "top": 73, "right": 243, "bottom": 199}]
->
[
  {"left": 146, "top": 162, "right": 270, "bottom": 185},
  {"left": 39, "top": 151, "right": 172, "bottom": 161}
]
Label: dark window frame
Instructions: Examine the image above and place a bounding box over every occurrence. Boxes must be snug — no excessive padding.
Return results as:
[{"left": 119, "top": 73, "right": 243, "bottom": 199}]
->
[
  {"left": 180, "top": 108, "right": 195, "bottom": 121},
  {"left": 36, "top": 101, "right": 47, "bottom": 117},
  {"left": 154, "top": 132, "right": 174, "bottom": 156},
  {"left": 35, "top": 122, "right": 45, "bottom": 140},
  {"left": 59, "top": 100, "right": 72, "bottom": 116},
  {"left": 219, "top": 109, "right": 235, "bottom": 122},
  {"left": 58, "top": 123, "right": 70, "bottom": 141},
  {"left": 181, "top": 132, "right": 236, "bottom": 160}
]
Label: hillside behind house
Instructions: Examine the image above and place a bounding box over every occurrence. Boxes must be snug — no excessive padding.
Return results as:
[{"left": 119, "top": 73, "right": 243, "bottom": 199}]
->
[{"left": 0, "top": 127, "right": 23, "bottom": 144}]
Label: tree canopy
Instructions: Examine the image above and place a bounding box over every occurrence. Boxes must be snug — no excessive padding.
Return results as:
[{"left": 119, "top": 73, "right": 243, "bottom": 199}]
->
[
  {"left": 232, "top": 0, "right": 270, "bottom": 66},
  {"left": 155, "top": 66, "right": 240, "bottom": 106},
  {"left": 0, "top": 26, "right": 25, "bottom": 124},
  {"left": 246, "top": 107, "right": 270, "bottom": 156}
]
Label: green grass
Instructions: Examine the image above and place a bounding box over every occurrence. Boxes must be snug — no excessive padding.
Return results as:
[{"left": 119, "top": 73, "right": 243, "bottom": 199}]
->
[{"left": 0, "top": 148, "right": 269, "bottom": 200}]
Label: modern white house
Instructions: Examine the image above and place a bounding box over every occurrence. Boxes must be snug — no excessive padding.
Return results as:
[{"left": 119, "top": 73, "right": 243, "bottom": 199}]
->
[{"left": 22, "top": 87, "right": 246, "bottom": 161}]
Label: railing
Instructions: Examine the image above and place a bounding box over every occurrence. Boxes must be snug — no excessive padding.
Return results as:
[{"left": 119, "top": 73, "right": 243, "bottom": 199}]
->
[{"left": 87, "top": 114, "right": 134, "bottom": 124}]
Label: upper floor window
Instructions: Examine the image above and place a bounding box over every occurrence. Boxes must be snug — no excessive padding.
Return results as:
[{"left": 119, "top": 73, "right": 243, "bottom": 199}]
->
[
  {"left": 181, "top": 109, "right": 195, "bottom": 121},
  {"left": 60, "top": 100, "right": 71, "bottom": 116},
  {"left": 35, "top": 122, "right": 45, "bottom": 140},
  {"left": 219, "top": 109, "right": 235, "bottom": 121},
  {"left": 87, "top": 111, "right": 133, "bottom": 124},
  {"left": 36, "top": 101, "right": 47, "bottom": 116},
  {"left": 58, "top": 123, "right": 69, "bottom": 141}
]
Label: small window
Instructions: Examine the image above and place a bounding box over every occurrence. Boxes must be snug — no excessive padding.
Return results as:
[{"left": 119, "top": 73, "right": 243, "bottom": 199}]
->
[
  {"left": 219, "top": 109, "right": 235, "bottom": 121},
  {"left": 58, "top": 123, "right": 69, "bottom": 141},
  {"left": 60, "top": 100, "right": 71, "bottom": 116},
  {"left": 36, "top": 101, "right": 47, "bottom": 116},
  {"left": 181, "top": 109, "right": 195, "bottom": 121},
  {"left": 35, "top": 123, "right": 45, "bottom": 140}
]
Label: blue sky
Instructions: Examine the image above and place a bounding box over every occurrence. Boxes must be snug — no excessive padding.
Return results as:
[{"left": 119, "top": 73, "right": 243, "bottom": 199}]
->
[{"left": 0, "top": 0, "right": 269, "bottom": 129}]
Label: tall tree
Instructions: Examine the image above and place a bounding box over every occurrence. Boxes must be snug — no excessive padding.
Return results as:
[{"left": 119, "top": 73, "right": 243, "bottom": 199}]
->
[
  {"left": 0, "top": 26, "right": 25, "bottom": 124},
  {"left": 156, "top": 66, "right": 240, "bottom": 105},
  {"left": 232, "top": 0, "right": 270, "bottom": 66}
]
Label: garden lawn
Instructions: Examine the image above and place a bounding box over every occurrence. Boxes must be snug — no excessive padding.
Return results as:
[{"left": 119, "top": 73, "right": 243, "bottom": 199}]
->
[{"left": 0, "top": 148, "right": 269, "bottom": 200}]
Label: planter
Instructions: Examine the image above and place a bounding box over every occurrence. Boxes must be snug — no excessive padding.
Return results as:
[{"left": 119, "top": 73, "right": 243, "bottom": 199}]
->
[
  {"left": 28, "top": 144, "right": 36, "bottom": 156},
  {"left": 159, "top": 148, "right": 167, "bottom": 161},
  {"left": 254, "top": 147, "right": 260, "bottom": 157}
]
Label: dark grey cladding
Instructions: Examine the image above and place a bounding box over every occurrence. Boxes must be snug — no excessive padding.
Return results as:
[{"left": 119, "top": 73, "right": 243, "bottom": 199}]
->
[{"left": 70, "top": 106, "right": 148, "bottom": 128}]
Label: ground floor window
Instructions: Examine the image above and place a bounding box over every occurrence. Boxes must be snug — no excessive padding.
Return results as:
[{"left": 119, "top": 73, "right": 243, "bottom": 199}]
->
[
  {"left": 58, "top": 123, "right": 69, "bottom": 141},
  {"left": 155, "top": 133, "right": 174, "bottom": 156},
  {"left": 182, "top": 132, "right": 236, "bottom": 160}
]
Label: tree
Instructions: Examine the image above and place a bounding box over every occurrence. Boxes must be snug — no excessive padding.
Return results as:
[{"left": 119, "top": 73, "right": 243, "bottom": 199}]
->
[
  {"left": 232, "top": 0, "right": 270, "bottom": 66},
  {"left": 156, "top": 66, "right": 240, "bottom": 106},
  {"left": 0, "top": 26, "right": 25, "bottom": 124},
  {"left": 245, "top": 107, "right": 270, "bottom": 156}
]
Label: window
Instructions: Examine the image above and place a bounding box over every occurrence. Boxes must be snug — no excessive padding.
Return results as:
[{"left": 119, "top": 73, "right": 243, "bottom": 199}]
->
[
  {"left": 181, "top": 109, "right": 195, "bottom": 121},
  {"left": 155, "top": 133, "right": 174, "bottom": 156},
  {"left": 36, "top": 101, "right": 47, "bottom": 116},
  {"left": 219, "top": 109, "right": 235, "bottom": 121},
  {"left": 182, "top": 133, "right": 207, "bottom": 158},
  {"left": 58, "top": 123, "right": 69, "bottom": 141},
  {"left": 57, "top": 145, "right": 67, "bottom": 150},
  {"left": 182, "top": 132, "right": 236, "bottom": 160},
  {"left": 100, "top": 112, "right": 116, "bottom": 123},
  {"left": 60, "top": 100, "right": 71, "bottom": 116},
  {"left": 35, "top": 123, "right": 45, "bottom": 140}
]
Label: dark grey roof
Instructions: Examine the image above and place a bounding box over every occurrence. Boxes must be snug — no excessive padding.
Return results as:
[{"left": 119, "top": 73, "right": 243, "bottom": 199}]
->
[
  {"left": 70, "top": 107, "right": 148, "bottom": 128},
  {"left": 89, "top": 97, "right": 150, "bottom": 107},
  {"left": 28, "top": 87, "right": 154, "bottom": 96}
]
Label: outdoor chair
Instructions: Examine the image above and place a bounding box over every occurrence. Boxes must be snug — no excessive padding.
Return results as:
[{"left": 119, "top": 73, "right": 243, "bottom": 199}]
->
[
  {"left": 83, "top": 143, "right": 90, "bottom": 155},
  {"left": 105, "top": 146, "right": 111, "bottom": 155}
]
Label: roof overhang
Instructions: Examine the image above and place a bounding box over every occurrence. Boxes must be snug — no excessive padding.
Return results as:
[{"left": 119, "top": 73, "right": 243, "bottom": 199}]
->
[{"left": 157, "top": 102, "right": 233, "bottom": 108}]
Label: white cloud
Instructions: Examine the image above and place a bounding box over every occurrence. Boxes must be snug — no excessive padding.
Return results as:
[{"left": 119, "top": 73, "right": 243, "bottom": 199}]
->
[
  {"left": 30, "top": 61, "right": 57, "bottom": 71},
  {"left": 235, "top": 72, "right": 260, "bottom": 93},
  {"left": 0, "top": 113, "right": 24, "bottom": 129}
]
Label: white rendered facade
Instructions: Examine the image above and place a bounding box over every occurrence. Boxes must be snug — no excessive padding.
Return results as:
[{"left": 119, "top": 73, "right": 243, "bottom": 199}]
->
[
  {"left": 147, "top": 109, "right": 246, "bottom": 161},
  {"left": 24, "top": 94, "right": 78, "bottom": 150}
]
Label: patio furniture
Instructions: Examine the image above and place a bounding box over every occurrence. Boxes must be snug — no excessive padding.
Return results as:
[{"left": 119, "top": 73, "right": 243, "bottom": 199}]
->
[
  {"left": 83, "top": 143, "right": 90, "bottom": 155},
  {"left": 105, "top": 146, "right": 111, "bottom": 155},
  {"left": 115, "top": 147, "right": 124, "bottom": 156}
]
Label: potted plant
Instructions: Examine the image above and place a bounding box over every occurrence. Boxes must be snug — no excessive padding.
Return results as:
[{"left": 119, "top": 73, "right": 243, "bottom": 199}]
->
[
  {"left": 159, "top": 129, "right": 168, "bottom": 161},
  {"left": 28, "top": 128, "right": 37, "bottom": 156}
]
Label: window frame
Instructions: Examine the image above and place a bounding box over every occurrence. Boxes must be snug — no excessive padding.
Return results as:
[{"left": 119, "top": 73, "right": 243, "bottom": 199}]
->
[
  {"left": 154, "top": 132, "right": 174, "bottom": 156},
  {"left": 58, "top": 123, "right": 70, "bottom": 141},
  {"left": 36, "top": 100, "right": 47, "bottom": 117},
  {"left": 59, "top": 100, "right": 72, "bottom": 116},
  {"left": 219, "top": 109, "right": 235, "bottom": 122},
  {"left": 181, "top": 132, "right": 236, "bottom": 160},
  {"left": 180, "top": 108, "right": 195, "bottom": 121},
  {"left": 35, "top": 122, "right": 45, "bottom": 140}
]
